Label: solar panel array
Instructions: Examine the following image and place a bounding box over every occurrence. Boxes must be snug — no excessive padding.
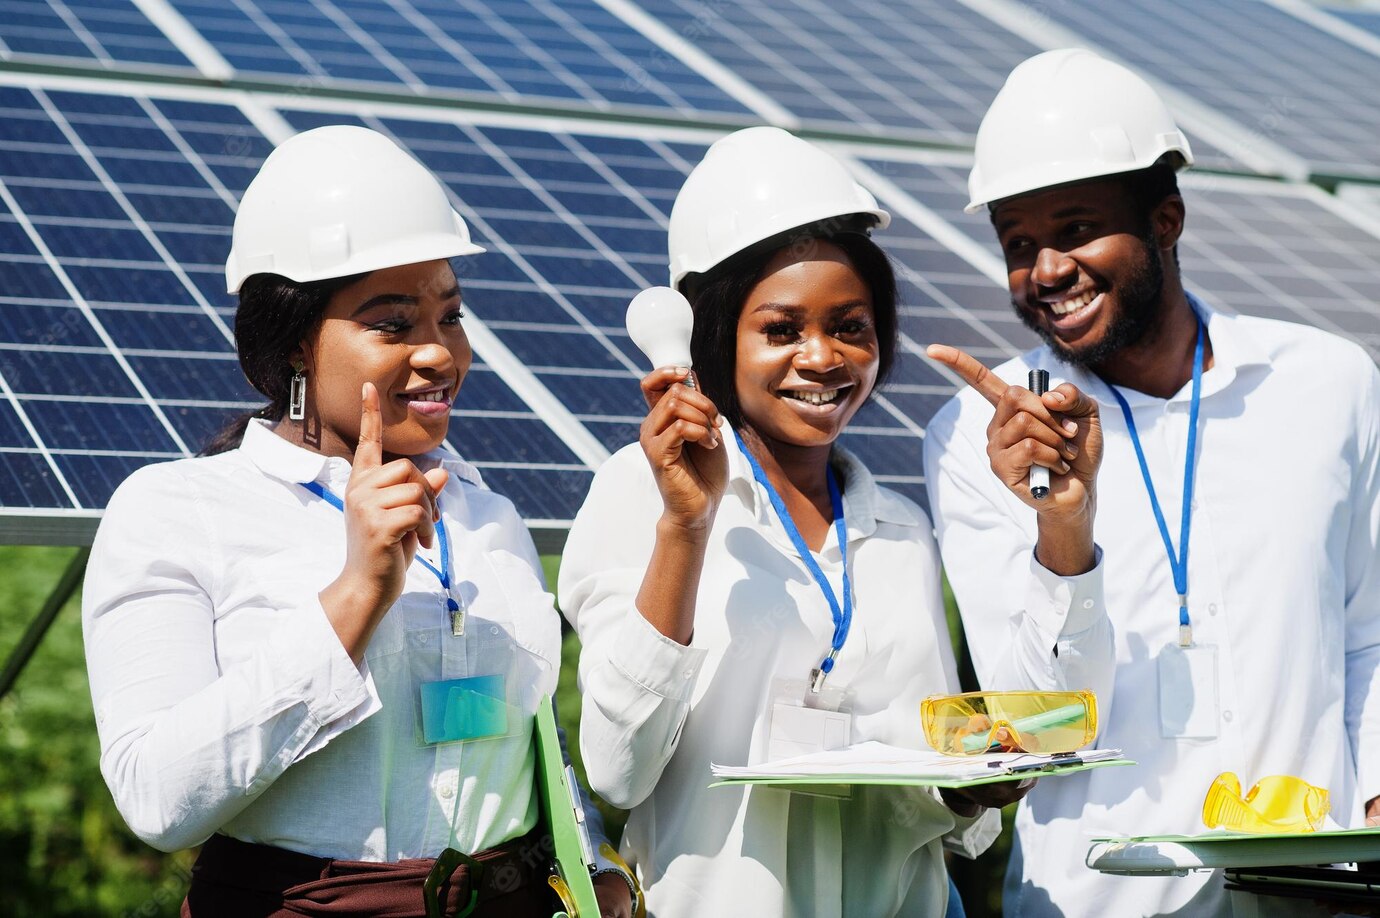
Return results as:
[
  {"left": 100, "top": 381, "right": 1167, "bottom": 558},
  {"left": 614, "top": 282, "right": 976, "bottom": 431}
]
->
[
  {"left": 1015, "top": 0, "right": 1380, "bottom": 179},
  {"left": 0, "top": 0, "right": 1377, "bottom": 542}
]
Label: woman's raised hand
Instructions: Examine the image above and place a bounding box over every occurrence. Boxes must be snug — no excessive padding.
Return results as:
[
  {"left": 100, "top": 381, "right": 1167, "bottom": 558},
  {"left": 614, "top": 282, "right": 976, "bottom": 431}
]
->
[
  {"left": 639, "top": 367, "right": 728, "bottom": 531},
  {"left": 320, "top": 383, "right": 450, "bottom": 662}
]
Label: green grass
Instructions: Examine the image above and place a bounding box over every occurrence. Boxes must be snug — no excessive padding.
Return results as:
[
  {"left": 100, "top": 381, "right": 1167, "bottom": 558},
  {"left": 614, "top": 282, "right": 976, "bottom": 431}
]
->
[{"left": 0, "top": 548, "right": 1006, "bottom": 915}]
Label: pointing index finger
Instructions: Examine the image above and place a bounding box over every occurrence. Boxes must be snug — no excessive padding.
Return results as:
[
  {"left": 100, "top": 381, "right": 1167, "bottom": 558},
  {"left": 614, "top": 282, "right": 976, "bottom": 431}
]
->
[
  {"left": 356, "top": 382, "right": 384, "bottom": 469},
  {"left": 926, "top": 343, "right": 1008, "bottom": 406}
]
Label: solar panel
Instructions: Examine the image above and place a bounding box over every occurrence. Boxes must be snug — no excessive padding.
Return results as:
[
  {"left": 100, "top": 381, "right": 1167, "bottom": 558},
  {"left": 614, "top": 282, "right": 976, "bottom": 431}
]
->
[
  {"left": 158, "top": 0, "right": 754, "bottom": 118},
  {"left": 620, "top": 0, "right": 1256, "bottom": 174},
  {"left": 858, "top": 153, "right": 1380, "bottom": 363},
  {"left": 1003, "top": 0, "right": 1380, "bottom": 180},
  {"left": 0, "top": 83, "right": 602, "bottom": 542},
  {"left": 0, "top": 0, "right": 192, "bottom": 70}
]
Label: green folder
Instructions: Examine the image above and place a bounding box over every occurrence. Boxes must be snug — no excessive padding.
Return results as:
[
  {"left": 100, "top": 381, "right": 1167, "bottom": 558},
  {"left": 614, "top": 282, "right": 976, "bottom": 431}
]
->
[{"left": 534, "top": 694, "right": 600, "bottom": 918}]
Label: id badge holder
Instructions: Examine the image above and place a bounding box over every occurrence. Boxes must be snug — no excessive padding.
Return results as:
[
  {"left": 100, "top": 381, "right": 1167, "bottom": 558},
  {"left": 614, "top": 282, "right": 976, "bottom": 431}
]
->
[
  {"left": 414, "top": 622, "right": 527, "bottom": 747},
  {"left": 767, "top": 677, "right": 853, "bottom": 799},
  {"left": 1157, "top": 642, "right": 1219, "bottom": 739}
]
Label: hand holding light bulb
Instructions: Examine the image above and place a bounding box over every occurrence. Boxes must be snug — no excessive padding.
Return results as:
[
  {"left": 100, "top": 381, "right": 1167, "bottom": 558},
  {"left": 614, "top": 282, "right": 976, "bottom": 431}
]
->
[
  {"left": 626, "top": 286, "right": 696, "bottom": 388},
  {"left": 626, "top": 285, "right": 726, "bottom": 531}
]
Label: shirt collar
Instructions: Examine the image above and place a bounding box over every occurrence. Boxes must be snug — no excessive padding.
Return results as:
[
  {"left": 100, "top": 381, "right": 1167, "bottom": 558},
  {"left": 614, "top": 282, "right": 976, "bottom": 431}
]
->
[
  {"left": 239, "top": 418, "right": 484, "bottom": 491},
  {"left": 725, "top": 423, "right": 920, "bottom": 547},
  {"left": 1060, "top": 291, "right": 1271, "bottom": 407}
]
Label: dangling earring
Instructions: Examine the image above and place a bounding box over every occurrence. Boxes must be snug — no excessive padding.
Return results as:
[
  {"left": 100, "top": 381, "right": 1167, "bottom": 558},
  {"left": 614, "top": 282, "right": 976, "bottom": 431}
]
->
[{"left": 289, "top": 362, "right": 307, "bottom": 421}]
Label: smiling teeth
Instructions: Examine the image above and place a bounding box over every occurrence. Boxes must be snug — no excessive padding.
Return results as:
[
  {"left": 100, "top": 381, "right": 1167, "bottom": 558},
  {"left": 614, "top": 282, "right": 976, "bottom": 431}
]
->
[
  {"left": 785, "top": 389, "right": 842, "bottom": 405},
  {"left": 411, "top": 390, "right": 446, "bottom": 402},
  {"left": 1050, "top": 291, "right": 1096, "bottom": 315}
]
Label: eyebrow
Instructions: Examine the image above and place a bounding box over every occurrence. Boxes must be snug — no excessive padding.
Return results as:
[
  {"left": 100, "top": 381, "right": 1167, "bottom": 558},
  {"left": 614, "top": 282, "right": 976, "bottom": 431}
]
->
[
  {"left": 750, "top": 300, "right": 870, "bottom": 316},
  {"left": 350, "top": 285, "right": 462, "bottom": 318},
  {"left": 995, "top": 204, "right": 1098, "bottom": 235}
]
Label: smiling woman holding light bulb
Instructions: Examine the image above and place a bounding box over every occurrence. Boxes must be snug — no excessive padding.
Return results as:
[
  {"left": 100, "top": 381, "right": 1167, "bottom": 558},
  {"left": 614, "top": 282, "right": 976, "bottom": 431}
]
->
[{"left": 557, "top": 127, "right": 1107, "bottom": 917}]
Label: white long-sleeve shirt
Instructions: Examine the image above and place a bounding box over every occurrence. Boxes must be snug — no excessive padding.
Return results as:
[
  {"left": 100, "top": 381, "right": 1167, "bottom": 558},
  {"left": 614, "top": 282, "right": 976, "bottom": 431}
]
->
[
  {"left": 924, "top": 301, "right": 1380, "bottom": 918},
  {"left": 83, "top": 419, "right": 606, "bottom": 866},
  {"left": 560, "top": 431, "right": 1102, "bottom": 917}
]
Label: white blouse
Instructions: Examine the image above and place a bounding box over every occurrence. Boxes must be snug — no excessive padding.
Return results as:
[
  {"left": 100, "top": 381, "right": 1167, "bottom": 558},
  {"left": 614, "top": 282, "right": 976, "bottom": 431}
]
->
[
  {"left": 83, "top": 419, "right": 585, "bottom": 864},
  {"left": 560, "top": 432, "right": 1069, "bottom": 917}
]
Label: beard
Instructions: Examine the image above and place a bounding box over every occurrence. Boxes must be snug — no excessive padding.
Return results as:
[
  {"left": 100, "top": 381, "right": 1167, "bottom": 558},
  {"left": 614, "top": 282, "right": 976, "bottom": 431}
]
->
[{"left": 1016, "top": 231, "right": 1165, "bottom": 371}]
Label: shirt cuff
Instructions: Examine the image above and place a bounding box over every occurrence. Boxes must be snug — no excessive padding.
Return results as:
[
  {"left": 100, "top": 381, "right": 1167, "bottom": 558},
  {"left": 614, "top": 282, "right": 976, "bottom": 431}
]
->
[
  {"left": 271, "top": 591, "right": 382, "bottom": 760},
  {"left": 608, "top": 606, "right": 709, "bottom": 703},
  {"left": 1024, "top": 545, "right": 1106, "bottom": 638},
  {"left": 942, "top": 804, "right": 1002, "bottom": 859}
]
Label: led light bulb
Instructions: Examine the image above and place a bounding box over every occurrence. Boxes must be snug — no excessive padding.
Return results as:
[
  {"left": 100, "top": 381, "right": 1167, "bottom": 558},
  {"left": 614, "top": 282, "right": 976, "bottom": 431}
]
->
[{"left": 626, "top": 286, "right": 694, "bottom": 378}]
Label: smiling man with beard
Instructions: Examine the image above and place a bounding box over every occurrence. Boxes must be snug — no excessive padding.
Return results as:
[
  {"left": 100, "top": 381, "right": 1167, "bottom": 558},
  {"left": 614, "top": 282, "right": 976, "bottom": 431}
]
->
[{"left": 923, "top": 49, "right": 1380, "bottom": 918}]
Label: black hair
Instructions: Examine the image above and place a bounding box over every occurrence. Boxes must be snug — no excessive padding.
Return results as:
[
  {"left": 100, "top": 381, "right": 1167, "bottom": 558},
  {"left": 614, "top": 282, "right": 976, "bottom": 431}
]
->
[
  {"left": 1123, "top": 155, "right": 1183, "bottom": 220},
  {"left": 683, "top": 224, "right": 898, "bottom": 433},
  {"left": 200, "top": 271, "right": 366, "bottom": 456}
]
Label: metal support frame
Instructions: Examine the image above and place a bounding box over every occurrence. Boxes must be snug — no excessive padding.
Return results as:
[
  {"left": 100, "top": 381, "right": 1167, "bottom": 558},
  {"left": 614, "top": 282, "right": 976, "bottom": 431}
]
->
[{"left": 0, "top": 547, "right": 91, "bottom": 701}]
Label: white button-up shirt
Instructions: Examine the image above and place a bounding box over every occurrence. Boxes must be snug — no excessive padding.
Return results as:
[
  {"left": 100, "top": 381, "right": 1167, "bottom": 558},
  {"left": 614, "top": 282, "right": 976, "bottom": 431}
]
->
[
  {"left": 83, "top": 419, "right": 579, "bottom": 862},
  {"left": 560, "top": 431, "right": 1102, "bottom": 917},
  {"left": 924, "top": 301, "right": 1380, "bottom": 917}
]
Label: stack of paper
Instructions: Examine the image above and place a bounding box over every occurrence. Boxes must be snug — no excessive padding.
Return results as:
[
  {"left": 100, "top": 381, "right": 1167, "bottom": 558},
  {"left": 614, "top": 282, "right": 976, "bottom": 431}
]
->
[{"left": 711, "top": 741, "right": 1130, "bottom": 789}]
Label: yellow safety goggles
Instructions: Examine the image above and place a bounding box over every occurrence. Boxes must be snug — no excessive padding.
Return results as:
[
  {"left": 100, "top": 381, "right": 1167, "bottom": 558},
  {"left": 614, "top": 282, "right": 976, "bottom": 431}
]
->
[
  {"left": 1202, "top": 772, "right": 1330, "bottom": 834},
  {"left": 920, "top": 690, "right": 1097, "bottom": 756}
]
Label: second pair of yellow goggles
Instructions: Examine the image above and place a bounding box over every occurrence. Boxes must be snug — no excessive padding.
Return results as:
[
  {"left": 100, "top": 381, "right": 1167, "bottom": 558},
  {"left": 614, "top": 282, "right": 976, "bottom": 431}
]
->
[
  {"left": 920, "top": 690, "right": 1097, "bottom": 756},
  {"left": 1202, "top": 772, "right": 1330, "bottom": 834}
]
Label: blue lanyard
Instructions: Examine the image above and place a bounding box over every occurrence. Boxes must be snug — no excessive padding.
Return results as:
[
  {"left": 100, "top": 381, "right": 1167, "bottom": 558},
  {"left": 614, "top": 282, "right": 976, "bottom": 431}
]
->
[
  {"left": 299, "top": 480, "right": 466, "bottom": 635},
  {"left": 732, "top": 430, "right": 851, "bottom": 693},
  {"left": 1106, "top": 317, "right": 1205, "bottom": 647}
]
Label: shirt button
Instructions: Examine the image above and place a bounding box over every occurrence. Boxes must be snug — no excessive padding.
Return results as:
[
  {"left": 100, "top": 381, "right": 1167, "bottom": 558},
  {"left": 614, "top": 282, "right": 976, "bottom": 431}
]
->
[
  {"left": 1082, "top": 599, "right": 1095, "bottom": 610},
  {"left": 490, "top": 626, "right": 500, "bottom": 635},
  {"left": 1209, "top": 603, "right": 1218, "bottom": 615},
  {"left": 418, "top": 632, "right": 430, "bottom": 644},
  {"left": 439, "top": 784, "right": 455, "bottom": 799},
  {"left": 1223, "top": 710, "right": 1233, "bottom": 722},
  {"left": 684, "top": 669, "right": 694, "bottom": 679}
]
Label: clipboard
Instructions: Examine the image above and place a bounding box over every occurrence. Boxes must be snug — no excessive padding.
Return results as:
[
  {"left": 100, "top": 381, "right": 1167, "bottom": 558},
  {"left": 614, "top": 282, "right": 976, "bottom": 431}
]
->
[
  {"left": 533, "top": 694, "right": 600, "bottom": 918},
  {"left": 1086, "top": 826, "right": 1380, "bottom": 876},
  {"left": 709, "top": 744, "right": 1134, "bottom": 790}
]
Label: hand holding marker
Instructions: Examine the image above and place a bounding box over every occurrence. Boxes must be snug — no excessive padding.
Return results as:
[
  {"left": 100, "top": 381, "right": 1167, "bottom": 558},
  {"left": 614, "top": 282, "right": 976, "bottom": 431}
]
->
[{"left": 1028, "top": 369, "right": 1050, "bottom": 500}]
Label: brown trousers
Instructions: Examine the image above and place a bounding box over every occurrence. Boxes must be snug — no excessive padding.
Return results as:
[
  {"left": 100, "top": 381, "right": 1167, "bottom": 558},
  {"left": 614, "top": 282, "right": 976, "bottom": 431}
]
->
[{"left": 181, "top": 827, "right": 560, "bottom": 917}]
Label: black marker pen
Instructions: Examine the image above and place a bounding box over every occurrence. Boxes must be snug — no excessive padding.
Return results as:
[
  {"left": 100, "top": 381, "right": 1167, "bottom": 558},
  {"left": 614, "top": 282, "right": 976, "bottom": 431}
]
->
[{"left": 1029, "top": 369, "right": 1050, "bottom": 500}]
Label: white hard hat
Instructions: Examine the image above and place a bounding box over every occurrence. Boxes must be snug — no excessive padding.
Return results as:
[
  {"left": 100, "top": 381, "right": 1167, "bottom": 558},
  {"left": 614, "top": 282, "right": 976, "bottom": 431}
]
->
[
  {"left": 226, "top": 125, "right": 484, "bottom": 293},
  {"left": 667, "top": 126, "right": 889, "bottom": 291},
  {"left": 966, "top": 49, "right": 1194, "bottom": 214}
]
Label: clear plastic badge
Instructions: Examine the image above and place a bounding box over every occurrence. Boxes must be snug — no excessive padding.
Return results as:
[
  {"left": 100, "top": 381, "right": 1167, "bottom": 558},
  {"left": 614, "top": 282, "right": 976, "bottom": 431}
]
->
[
  {"left": 767, "top": 677, "right": 853, "bottom": 761},
  {"left": 413, "top": 616, "right": 526, "bottom": 747},
  {"left": 1157, "top": 642, "right": 1220, "bottom": 739}
]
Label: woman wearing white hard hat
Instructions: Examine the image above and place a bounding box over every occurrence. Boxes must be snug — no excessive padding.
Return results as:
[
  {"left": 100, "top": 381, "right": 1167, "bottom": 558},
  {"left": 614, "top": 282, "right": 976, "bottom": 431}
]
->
[
  {"left": 560, "top": 127, "right": 1042, "bottom": 916},
  {"left": 82, "top": 126, "right": 633, "bottom": 917}
]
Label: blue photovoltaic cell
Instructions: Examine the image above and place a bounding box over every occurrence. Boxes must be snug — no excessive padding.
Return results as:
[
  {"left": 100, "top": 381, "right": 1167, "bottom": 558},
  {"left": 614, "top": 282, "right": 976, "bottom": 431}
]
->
[
  {"left": 163, "top": 0, "right": 751, "bottom": 118},
  {"left": 1016, "top": 0, "right": 1380, "bottom": 179},
  {"left": 863, "top": 155, "right": 1380, "bottom": 363},
  {"left": 0, "top": 0, "right": 191, "bottom": 69}
]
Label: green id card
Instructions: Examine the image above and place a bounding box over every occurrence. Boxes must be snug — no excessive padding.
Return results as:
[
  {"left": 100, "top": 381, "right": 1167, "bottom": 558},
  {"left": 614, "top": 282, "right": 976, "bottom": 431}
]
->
[{"left": 419, "top": 674, "right": 508, "bottom": 745}]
